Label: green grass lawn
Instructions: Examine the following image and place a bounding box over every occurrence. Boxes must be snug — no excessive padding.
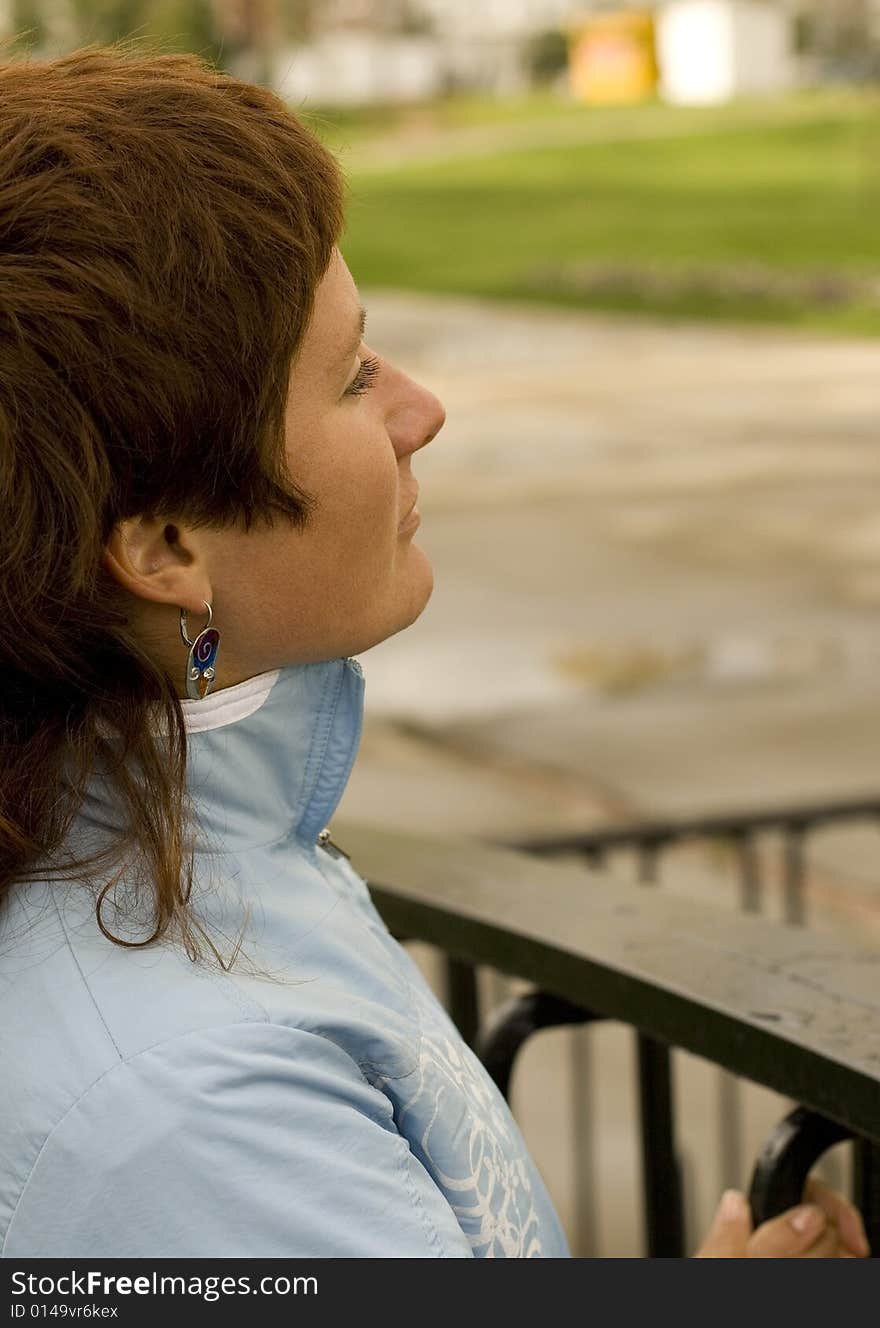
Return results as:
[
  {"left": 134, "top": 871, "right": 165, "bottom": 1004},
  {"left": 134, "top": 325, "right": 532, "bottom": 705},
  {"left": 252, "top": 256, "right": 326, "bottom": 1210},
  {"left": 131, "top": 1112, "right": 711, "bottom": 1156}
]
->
[{"left": 302, "top": 90, "right": 880, "bottom": 335}]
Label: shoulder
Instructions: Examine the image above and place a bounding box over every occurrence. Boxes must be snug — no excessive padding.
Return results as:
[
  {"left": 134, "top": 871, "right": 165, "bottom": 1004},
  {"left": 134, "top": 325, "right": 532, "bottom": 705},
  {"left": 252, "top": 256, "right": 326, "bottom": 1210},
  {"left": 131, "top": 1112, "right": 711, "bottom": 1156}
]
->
[{"left": 2, "top": 1021, "right": 474, "bottom": 1259}]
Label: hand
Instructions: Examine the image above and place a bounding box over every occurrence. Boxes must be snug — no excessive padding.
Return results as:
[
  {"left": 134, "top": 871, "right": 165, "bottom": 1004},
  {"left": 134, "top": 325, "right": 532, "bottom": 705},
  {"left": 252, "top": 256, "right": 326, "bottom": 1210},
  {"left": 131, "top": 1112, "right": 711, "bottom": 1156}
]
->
[{"left": 695, "top": 1176, "right": 870, "bottom": 1257}]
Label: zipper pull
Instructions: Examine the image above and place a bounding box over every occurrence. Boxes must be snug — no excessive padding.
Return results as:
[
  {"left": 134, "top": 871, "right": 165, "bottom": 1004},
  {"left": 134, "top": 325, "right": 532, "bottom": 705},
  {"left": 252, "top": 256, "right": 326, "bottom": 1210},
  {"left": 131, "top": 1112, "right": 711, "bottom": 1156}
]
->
[{"left": 317, "top": 827, "right": 351, "bottom": 861}]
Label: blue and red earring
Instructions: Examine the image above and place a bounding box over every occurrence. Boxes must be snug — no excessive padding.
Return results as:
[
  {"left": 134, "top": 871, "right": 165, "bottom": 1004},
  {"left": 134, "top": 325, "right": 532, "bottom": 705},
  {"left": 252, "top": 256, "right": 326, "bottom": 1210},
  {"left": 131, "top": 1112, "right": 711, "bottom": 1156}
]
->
[{"left": 179, "top": 600, "right": 221, "bottom": 700}]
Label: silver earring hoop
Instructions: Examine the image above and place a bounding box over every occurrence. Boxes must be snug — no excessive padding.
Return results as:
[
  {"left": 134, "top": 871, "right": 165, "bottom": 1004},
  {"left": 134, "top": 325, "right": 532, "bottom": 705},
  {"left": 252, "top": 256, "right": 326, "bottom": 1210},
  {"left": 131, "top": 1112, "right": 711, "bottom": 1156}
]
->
[{"left": 179, "top": 600, "right": 221, "bottom": 701}]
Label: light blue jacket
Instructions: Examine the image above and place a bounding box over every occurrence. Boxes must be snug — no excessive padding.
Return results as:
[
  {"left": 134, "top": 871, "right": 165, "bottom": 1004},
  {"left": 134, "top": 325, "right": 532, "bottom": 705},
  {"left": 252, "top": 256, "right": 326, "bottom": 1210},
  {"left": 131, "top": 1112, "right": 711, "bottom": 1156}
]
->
[{"left": 0, "top": 657, "right": 569, "bottom": 1258}]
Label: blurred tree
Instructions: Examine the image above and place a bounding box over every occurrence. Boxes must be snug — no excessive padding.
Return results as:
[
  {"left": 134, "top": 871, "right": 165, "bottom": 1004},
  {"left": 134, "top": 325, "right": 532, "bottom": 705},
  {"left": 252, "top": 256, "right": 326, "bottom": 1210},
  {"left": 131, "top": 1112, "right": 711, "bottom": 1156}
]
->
[
  {"left": 8, "top": 0, "right": 48, "bottom": 50},
  {"left": 45, "top": 0, "right": 226, "bottom": 67},
  {"left": 525, "top": 27, "right": 568, "bottom": 86},
  {"left": 208, "top": 0, "right": 281, "bottom": 83},
  {"left": 395, "top": 0, "right": 434, "bottom": 36},
  {"left": 140, "top": 0, "right": 226, "bottom": 66},
  {"left": 4, "top": 0, "right": 285, "bottom": 81},
  {"left": 793, "top": 0, "right": 879, "bottom": 62},
  {"left": 67, "top": 0, "right": 145, "bottom": 45},
  {"left": 282, "top": 0, "right": 319, "bottom": 43}
]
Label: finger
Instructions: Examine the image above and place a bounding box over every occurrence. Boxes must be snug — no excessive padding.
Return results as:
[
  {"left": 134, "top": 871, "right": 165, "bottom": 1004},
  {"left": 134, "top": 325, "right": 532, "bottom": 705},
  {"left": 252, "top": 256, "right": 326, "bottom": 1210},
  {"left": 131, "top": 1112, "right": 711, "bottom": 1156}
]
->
[
  {"left": 804, "top": 1176, "right": 870, "bottom": 1257},
  {"left": 694, "top": 1189, "right": 753, "bottom": 1257},
  {"left": 751, "top": 1220, "right": 842, "bottom": 1259},
  {"left": 797, "top": 1223, "right": 844, "bottom": 1259},
  {"left": 747, "top": 1203, "right": 829, "bottom": 1257},
  {"left": 804, "top": 1176, "right": 866, "bottom": 1252}
]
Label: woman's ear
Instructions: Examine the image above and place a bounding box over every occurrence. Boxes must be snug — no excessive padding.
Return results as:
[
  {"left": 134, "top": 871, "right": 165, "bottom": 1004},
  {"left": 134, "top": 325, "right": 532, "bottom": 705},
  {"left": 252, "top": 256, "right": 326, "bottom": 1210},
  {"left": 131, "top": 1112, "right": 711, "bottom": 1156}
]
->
[{"left": 102, "top": 514, "right": 212, "bottom": 615}]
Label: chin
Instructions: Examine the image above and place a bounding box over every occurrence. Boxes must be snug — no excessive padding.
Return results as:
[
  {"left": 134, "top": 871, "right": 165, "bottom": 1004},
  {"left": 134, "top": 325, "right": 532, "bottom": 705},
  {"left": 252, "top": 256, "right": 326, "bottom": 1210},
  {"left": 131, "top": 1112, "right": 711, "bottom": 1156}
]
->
[
  {"left": 366, "top": 562, "right": 435, "bottom": 653},
  {"left": 345, "top": 546, "right": 434, "bottom": 652},
  {"left": 405, "top": 548, "right": 434, "bottom": 618},
  {"left": 343, "top": 570, "right": 433, "bottom": 657}
]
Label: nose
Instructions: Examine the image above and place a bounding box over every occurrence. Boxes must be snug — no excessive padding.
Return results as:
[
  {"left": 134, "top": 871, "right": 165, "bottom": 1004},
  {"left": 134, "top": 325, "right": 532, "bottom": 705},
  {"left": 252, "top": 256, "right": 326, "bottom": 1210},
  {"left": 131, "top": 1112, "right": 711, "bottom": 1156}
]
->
[
  {"left": 415, "top": 378, "right": 446, "bottom": 447},
  {"left": 389, "top": 382, "right": 446, "bottom": 459},
  {"left": 424, "top": 393, "right": 446, "bottom": 446}
]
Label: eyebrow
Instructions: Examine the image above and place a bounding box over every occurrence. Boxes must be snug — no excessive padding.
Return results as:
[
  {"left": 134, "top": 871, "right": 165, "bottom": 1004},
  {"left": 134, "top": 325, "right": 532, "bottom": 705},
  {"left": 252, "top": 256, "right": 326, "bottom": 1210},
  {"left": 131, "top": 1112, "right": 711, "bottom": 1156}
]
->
[{"left": 339, "top": 304, "right": 367, "bottom": 366}]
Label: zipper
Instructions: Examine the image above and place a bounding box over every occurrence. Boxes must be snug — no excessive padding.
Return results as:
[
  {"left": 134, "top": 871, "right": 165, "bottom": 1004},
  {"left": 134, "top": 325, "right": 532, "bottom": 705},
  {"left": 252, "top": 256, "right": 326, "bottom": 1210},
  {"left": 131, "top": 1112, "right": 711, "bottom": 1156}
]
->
[{"left": 317, "top": 826, "right": 351, "bottom": 861}]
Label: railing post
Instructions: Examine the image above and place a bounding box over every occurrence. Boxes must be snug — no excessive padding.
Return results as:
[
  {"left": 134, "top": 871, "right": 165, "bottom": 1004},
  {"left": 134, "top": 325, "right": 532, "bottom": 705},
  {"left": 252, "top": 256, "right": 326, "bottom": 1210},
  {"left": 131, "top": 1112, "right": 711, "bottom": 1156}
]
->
[
  {"left": 570, "top": 1024, "right": 599, "bottom": 1257},
  {"left": 635, "top": 1032, "right": 686, "bottom": 1257},
  {"left": 736, "top": 829, "right": 762, "bottom": 915},
  {"left": 637, "top": 838, "right": 659, "bottom": 884},
  {"left": 634, "top": 836, "right": 685, "bottom": 1257},
  {"left": 445, "top": 956, "right": 479, "bottom": 1049},
  {"left": 783, "top": 824, "right": 807, "bottom": 926},
  {"left": 716, "top": 830, "right": 764, "bottom": 1191}
]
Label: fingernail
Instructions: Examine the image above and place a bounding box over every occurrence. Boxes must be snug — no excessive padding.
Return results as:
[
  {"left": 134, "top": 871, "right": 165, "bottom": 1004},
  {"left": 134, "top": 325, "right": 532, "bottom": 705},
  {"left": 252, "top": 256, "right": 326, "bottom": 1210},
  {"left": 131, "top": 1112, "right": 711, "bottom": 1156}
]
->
[
  {"left": 789, "top": 1204, "right": 825, "bottom": 1237},
  {"left": 720, "top": 1189, "right": 746, "bottom": 1222}
]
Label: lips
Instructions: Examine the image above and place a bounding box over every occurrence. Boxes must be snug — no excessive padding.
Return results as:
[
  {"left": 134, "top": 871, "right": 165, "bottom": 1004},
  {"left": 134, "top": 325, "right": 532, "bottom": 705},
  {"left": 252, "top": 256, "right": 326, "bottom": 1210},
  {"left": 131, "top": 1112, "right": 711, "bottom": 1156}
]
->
[{"left": 398, "top": 489, "right": 419, "bottom": 529}]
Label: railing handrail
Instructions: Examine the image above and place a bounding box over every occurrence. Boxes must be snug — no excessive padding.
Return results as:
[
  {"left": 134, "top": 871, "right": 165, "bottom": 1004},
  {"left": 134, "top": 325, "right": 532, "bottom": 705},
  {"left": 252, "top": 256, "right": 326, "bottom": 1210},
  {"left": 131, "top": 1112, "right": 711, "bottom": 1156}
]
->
[
  {"left": 333, "top": 817, "right": 880, "bottom": 1143},
  {"left": 490, "top": 793, "right": 880, "bottom": 856}
]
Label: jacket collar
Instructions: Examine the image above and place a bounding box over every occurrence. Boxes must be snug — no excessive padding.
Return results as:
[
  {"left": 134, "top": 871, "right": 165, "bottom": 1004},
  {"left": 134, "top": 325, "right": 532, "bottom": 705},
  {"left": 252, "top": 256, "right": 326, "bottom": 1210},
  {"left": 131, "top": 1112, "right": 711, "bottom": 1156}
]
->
[{"left": 77, "top": 656, "right": 365, "bottom": 856}]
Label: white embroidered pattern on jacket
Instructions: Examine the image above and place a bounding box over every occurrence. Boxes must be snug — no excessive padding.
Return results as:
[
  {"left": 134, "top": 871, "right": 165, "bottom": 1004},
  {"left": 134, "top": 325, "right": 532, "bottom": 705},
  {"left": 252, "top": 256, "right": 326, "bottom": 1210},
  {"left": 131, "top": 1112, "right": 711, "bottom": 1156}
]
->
[{"left": 373, "top": 982, "right": 543, "bottom": 1258}]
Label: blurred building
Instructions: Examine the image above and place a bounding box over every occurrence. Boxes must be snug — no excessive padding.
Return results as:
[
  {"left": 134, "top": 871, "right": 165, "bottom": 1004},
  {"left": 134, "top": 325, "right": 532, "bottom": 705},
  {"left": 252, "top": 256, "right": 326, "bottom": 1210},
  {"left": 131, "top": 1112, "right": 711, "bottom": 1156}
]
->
[
  {"left": 273, "top": 0, "right": 880, "bottom": 107},
  {"left": 789, "top": 0, "right": 880, "bottom": 78},
  {"left": 567, "top": 9, "right": 660, "bottom": 104},
  {"left": 656, "top": 1, "right": 796, "bottom": 104},
  {"left": 413, "top": 0, "right": 576, "bottom": 94},
  {"left": 653, "top": 1, "right": 880, "bottom": 104},
  {"left": 275, "top": 0, "right": 578, "bottom": 103},
  {"left": 0, "top": 0, "right": 877, "bottom": 99},
  {"left": 274, "top": 27, "right": 442, "bottom": 104}
]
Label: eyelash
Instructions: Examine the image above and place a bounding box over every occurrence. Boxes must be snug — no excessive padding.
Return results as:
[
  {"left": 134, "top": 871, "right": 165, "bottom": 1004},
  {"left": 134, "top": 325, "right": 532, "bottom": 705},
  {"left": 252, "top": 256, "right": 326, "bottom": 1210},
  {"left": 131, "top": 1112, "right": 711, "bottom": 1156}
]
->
[{"left": 344, "top": 354, "right": 381, "bottom": 397}]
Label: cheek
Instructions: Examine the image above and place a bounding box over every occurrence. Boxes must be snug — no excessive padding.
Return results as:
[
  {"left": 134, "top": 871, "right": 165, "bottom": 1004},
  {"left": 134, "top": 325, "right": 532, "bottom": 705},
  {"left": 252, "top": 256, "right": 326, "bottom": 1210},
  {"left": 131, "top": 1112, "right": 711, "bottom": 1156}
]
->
[
  {"left": 287, "top": 414, "right": 400, "bottom": 577},
  {"left": 336, "top": 444, "right": 399, "bottom": 540}
]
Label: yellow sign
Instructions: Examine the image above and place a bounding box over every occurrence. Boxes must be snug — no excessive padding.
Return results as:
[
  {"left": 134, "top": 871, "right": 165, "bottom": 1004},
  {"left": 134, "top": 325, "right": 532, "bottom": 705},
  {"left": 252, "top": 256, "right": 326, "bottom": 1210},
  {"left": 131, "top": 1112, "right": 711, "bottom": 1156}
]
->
[{"left": 568, "top": 10, "right": 659, "bottom": 106}]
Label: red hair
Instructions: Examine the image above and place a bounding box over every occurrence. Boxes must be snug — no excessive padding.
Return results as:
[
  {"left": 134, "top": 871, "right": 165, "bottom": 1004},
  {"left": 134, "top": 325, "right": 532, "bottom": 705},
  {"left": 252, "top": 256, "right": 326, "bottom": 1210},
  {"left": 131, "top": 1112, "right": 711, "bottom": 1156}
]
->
[{"left": 0, "top": 37, "right": 346, "bottom": 967}]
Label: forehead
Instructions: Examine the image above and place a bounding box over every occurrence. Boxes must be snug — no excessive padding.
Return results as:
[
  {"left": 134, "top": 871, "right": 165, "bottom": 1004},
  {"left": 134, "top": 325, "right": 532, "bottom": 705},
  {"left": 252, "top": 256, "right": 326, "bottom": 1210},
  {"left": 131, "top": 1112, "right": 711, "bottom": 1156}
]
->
[{"left": 307, "top": 249, "right": 359, "bottom": 359}]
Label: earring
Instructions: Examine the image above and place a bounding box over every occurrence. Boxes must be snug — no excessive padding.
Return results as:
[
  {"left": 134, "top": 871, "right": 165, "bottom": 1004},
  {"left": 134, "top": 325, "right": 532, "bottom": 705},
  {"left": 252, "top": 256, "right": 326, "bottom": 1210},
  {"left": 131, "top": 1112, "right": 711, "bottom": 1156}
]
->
[{"left": 179, "top": 600, "right": 221, "bottom": 700}]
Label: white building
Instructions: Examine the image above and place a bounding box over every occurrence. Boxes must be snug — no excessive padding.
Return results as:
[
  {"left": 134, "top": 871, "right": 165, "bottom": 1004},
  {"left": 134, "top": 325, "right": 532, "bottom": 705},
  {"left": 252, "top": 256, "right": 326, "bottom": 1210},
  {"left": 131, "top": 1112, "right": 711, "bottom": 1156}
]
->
[
  {"left": 274, "top": 31, "right": 444, "bottom": 106},
  {"left": 656, "top": 1, "right": 797, "bottom": 104},
  {"left": 417, "top": 0, "right": 576, "bottom": 94},
  {"left": 274, "top": 0, "right": 580, "bottom": 103}
]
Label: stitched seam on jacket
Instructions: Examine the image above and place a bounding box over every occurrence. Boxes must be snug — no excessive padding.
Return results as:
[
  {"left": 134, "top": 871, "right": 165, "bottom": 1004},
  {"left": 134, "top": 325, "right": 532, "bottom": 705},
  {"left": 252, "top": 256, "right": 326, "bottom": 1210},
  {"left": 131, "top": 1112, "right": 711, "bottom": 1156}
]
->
[
  {"left": 189, "top": 660, "right": 349, "bottom": 856},
  {"left": 196, "top": 958, "right": 270, "bottom": 1024},
  {"left": 49, "top": 890, "right": 123, "bottom": 1062},
  {"left": 51, "top": 883, "right": 269, "bottom": 1034},
  {"left": 354, "top": 975, "right": 422, "bottom": 1082},
  {"left": 297, "top": 662, "right": 343, "bottom": 841},
  {"left": 1, "top": 1018, "right": 269, "bottom": 1258},
  {"left": 360, "top": 935, "right": 427, "bottom": 1082},
  {"left": 1, "top": 1020, "right": 422, "bottom": 1258},
  {"left": 395, "top": 1135, "right": 458, "bottom": 1259},
  {"left": 307, "top": 1001, "right": 420, "bottom": 1083},
  {"left": 305, "top": 856, "right": 421, "bottom": 1082}
]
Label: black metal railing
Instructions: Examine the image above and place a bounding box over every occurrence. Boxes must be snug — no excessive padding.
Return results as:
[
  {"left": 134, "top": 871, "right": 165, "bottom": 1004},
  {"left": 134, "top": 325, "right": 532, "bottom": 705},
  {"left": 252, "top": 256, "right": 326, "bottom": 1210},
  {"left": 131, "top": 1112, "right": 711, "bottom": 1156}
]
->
[
  {"left": 494, "top": 794, "right": 880, "bottom": 1248},
  {"left": 333, "top": 814, "right": 880, "bottom": 1258},
  {"left": 496, "top": 793, "right": 880, "bottom": 925}
]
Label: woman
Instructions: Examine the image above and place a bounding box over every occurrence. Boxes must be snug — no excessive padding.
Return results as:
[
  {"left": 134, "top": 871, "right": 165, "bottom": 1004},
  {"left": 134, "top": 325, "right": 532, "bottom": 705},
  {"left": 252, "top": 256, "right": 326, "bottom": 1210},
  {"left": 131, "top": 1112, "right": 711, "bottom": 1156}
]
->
[{"left": 0, "top": 40, "right": 867, "bottom": 1260}]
